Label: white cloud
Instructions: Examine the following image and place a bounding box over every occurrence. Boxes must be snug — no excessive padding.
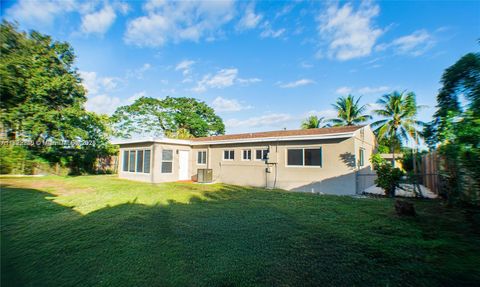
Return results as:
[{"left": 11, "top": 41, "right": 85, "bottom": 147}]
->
[
  {"left": 86, "top": 94, "right": 122, "bottom": 115},
  {"left": 357, "top": 86, "right": 390, "bottom": 95},
  {"left": 335, "top": 86, "right": 353, "bottom": 95},
  {"left": 260, "top": 21, "right": 286, "bottom": 38},
  {"left": 317, "top": 1, "right": 383, "bottom": 60},
  {"left": 376, "top": 30, "right": 435, "bottom": 56},
  {"left": 193, "top": 68, "right": 237, "bottom": 92},
  {"left": 226, "top": 113, "right": 294, "bottom": 129},
  {"left": 225, "top": 109, "right": 338, "bottom": 133},
  {"left": 85, "top": 91, "right": 146, "bottom": 115},
  {"left": 237, "top": 3, "right": 262, "bottom": 30},
  {"left": 124, "top": 0, "right": 236, "bottom": 47},
  {"left": 192, "top": 68, "right": 260, "bottom": 93},
  {"left": 81, "top": 5, "right": 116, "bottom": 35},
  {"left": 175, "top": 60, "right": 195, "bottom": 76},
  {"left": 212, "top": 97, "right": 252, "bottom": 112},
  {"left": 279, "top": 79, "right": 315, "bottom": 88},
  {"left": 127, "top": 63, "right": 152, "bottom": 79},
  {"left": 5, "top": 0, "right": 76, "bottom": 26},
  {"left": 335, "top": 85, "right": 390, "bottom": 96},
  {"left": 79, "top": 71, "right": 120, "bottom": 94},
  {"left": 237, "top": 78, "right": 262, "bottom": 85},
  {"left": 300, "top": 62, "right": 314, "bottom": 69}
]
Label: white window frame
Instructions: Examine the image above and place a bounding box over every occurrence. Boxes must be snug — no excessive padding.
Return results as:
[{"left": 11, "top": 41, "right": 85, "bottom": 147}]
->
[
  {"left": 161, "top": 149, "right": 174, "bottom": 174},
  {"left": 197, "top": 150, "right": 207, "bottom": 165},
  {"left": 122, "top": 150, "right": 129, "bottom": 172},
  {"left": 123, "top": 149, "right": 151, "bottom": 174},
  {"left": 242, "top": 149, "right": 252, "bottom": 161},
  {"left": 359, "top": 148, "right": 365, "bottom": 167},
  {"left": 136, "top": 150, "right": 144, "bottom": 173},
  {"left": 223, "top": 149, "right": 235, "bottom": 161},
  {"left": 255, "top": 149, "right": 269, "bottom": 161},
  {"left": 128, "top": 150, "right": 136, "bottom": 172},
  {"left": 285, "top": 147, "right": 323, "bottom": 168},
  {"left": 143, "top": 149, "right": 151, "bottom": 174}
]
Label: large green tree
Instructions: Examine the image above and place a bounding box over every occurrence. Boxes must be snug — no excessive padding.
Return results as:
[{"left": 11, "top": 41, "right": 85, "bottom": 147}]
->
[
  {"left": 328, "top": 95, "right": 371, "bottom": 126},
  {"left": 111, "top": 96, "right": 225, "bottom": 138},
  {"left": 371, "top": 91, "right": 424, "bottom": 163},
  {"left": 424, "top": 52, "right": 480, "bottom": 205},
  {"left": 0, "top": 21, "right": 113, "bottom": 173},
  {"left": 0, "top": 21, "right": 87, "bottom": 142}
]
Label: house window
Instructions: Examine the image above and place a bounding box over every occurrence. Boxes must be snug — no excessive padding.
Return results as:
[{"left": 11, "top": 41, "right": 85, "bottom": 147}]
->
[
  {"left": 287, "top": 148, "right": 322, "bottom": 167},
  {"left": 255, "top": 149, "right": 269, "bottom": 160},
  {"left": 359, "top": 148, "right": 365, "bottom": 167},
  {"left": 123, "top": 150, "right": 129, "bottom": 171},
  {"left": 136, "top": 150, "right": 144, "bottom": 173},
  {"left": 144, "top": 150, "right": 151, "bottom": 173},
  {"left": 129, "top": 150, "right": 136, "bottom": 172},
  {"left": 243, "top": 149, "right": 252, "bottom": 160},
  {"left": 305, "top": 149, "right": 322, "bottom": 166},
  {"left": 223, "top": 150, "right": 234, "bottom": 160},
  {"left": 287, "top": 149, "right": 303, "bottom": 166},
  {"left": 161, "top": 149, "right": 173, "bottom": 173},
  {"left": 197, "top": 151, "right": 207, "bottom": 165}
]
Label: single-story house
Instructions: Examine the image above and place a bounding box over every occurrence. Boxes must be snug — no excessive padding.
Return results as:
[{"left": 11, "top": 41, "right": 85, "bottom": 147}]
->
[{"left": 113, "top": 125, "right": 376, "bottom": 195}]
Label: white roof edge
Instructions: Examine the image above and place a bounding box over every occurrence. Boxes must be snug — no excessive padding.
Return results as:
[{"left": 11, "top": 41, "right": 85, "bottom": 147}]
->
[
  {"left": 191, "top": 132, "right": 355, "bottom": 145},
  {"left": 112, "top": 131, "right": 356, "bottom": 146},
  {"left": 111, "top": 137, "right": 192, "bottom": 145}
]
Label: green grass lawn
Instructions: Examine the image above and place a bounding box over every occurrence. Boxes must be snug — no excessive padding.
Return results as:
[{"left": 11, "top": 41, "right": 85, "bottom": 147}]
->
[{"left": 1, "top": 175, "right": 479, "bottom": 286}]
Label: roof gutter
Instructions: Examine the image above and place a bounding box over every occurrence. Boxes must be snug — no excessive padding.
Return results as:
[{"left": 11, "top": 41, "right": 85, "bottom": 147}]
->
[
  {"left": 191, "top": 132, "right": 355, "bottom": 145},
  {"left": 111, "top": 132, "right": 356, "bottom": 146}
]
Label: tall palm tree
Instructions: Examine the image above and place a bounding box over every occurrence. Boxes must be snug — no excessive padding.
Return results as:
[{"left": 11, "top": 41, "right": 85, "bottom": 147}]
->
[
  {"left": 329, "top": 95, "right": 371, "bottom": 126},
  {"left": 372, "top": 91, "right": 424, "bottom": 164},
  {"left": 301, "top": 115, "right": 326, "bottom": 129}
]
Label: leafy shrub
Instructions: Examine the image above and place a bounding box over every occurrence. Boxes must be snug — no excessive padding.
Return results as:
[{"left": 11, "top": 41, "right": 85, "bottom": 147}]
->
[{"left": 371, "top": 153, "right": 404, "bottom": 197}]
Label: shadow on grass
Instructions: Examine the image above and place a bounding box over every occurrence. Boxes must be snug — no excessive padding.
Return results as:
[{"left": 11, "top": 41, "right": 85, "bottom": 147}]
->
[{"left": 1, "top": 184, "right": 480, "bottom": 287}]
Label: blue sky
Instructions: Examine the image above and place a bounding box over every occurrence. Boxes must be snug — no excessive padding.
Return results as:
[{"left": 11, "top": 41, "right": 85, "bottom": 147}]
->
[{"left": 2, "top": 0, "right": 479, "bottom": 135}]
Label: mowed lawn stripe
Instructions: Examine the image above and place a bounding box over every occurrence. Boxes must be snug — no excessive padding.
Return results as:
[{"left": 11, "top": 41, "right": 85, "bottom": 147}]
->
[{"left": 1, "top": 175, "right": 479, "bottom": 286}]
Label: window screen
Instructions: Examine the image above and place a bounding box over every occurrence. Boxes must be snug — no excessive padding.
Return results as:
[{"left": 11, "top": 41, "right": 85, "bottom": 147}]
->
[
  {"left": 198, "top": 151, "right": 206, "bottom": 164},
  {"left": 256, "top": 149, "right": 268, "bottom": 160},
  {"left": 123, "top": 150, "right": 129, "bottom": 171},
  {"left": 359, "top": 148, "right": 365, "bottom": 166},
  {"left": 162, "top": 149, "right": 173, "bottom": 173},
  {"left": 162, "top": 162, "right": 172, "bottom": 173},
  {"left": 243, "top": 150, "right": 251, "bottom": 160},
  {"left": 256, "top": 150, "right": 262, "bottom": 160},
  {"left": 129, "top": 151, "right": 136, "bottom": 172},
  {"left": 305, "top": 148, "right": 322, "bottom": 166},
  {"left": 144, "top": 150, "right": 151, "bottom": 173},
  {"left": 224, "top": 150, "right": 234, "bottom": 160},
  {"left": 136, "top": 150, "right": 144, "bottom": 172},
  {"left": 287, "top": 149, "right": 303, "bottom": 166},
  {"left": 162, "top": 149, "right": 173, "bottom": 161}
]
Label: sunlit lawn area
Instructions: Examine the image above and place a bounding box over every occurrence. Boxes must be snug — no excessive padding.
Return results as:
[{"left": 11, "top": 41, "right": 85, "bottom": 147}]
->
[{"left": 1, "top": 175, "right": 479, "bottom": 286}]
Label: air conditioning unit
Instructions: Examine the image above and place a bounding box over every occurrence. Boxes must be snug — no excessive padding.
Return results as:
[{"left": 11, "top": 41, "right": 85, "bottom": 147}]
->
[{"left": 197, "top": 169, "right": 213, "bottom": 183}]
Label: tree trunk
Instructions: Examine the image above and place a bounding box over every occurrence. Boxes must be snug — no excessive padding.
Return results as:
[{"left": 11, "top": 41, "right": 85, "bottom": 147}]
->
[{"left": 391, "top": 139, "right": 396, "bottom": 167}]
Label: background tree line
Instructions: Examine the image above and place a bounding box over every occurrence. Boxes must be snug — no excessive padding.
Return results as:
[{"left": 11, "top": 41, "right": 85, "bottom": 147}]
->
[
  {"left": 0, "top": 21, "right": 224, "bottom": 174},
  {"left": 1, "top": 21, "right": 477, "bottom": 205},
  {"left": 300, "top": 52, "right": 479, "bottom": 205}
]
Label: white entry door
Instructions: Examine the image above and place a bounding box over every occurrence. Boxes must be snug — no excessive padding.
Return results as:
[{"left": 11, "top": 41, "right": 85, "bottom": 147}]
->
[{"left": 178, "top": 150, "right": 189, "bottom": 180}]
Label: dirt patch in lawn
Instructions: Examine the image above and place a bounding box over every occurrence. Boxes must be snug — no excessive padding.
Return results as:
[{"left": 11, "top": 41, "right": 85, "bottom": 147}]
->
[{"left": 0, "top": 179, "right": 94, "bottom": 196}]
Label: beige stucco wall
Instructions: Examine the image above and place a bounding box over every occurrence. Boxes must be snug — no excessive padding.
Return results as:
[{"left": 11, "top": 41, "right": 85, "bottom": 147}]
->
[
  {"left": 354, "top": 125, "right": 376, "bottom": 175},
  {"left": 190, "top": 128, "right": 376, "bottom": 195},
  {"left": 117, "top": 126, "right": 376, "bottom": 195},
  {"left": 118, "top": 142, "right": 155, "bottom": 183},
  {"left": 118, "top": 142, "right": 192, "bottom": 183}
]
